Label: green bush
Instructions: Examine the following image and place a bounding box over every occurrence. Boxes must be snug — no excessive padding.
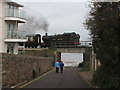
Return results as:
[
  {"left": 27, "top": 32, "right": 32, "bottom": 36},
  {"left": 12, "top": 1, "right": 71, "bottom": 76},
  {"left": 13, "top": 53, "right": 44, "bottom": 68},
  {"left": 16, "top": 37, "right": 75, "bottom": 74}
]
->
[
  {"left": 80, "top": 62, "right": 90, "bottom": 72},
  {"left": 85, "top": 2, "right": 120, "bottom": 88}
]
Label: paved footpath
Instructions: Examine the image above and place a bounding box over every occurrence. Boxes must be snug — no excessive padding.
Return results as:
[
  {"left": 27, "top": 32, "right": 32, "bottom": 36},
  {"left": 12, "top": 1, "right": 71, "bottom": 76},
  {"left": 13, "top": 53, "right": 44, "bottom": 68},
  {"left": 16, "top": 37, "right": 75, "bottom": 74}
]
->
[{"left": 23, "top": 67, "right": 92, "bottom": 88}]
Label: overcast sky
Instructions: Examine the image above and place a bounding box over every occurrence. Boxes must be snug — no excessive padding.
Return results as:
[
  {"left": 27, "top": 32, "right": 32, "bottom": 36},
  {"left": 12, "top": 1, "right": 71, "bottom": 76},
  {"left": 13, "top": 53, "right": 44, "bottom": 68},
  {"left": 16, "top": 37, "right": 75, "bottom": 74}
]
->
[
  {"left": 13, "top": 0, "right": 92, "bottom": 41},
  {"left": 61, "top": 53, "right": 83, "bottom": 66}
]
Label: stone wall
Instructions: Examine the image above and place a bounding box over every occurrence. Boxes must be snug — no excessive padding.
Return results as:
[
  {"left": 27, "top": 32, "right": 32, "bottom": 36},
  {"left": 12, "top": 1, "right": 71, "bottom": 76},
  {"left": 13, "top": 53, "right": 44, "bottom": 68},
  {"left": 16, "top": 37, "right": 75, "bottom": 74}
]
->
[
  {"left": 0, "top": 53, "right": 2, "bottom": 89},
  {"left": 0, "top": 53, "right": 53, "bottom": 88}
]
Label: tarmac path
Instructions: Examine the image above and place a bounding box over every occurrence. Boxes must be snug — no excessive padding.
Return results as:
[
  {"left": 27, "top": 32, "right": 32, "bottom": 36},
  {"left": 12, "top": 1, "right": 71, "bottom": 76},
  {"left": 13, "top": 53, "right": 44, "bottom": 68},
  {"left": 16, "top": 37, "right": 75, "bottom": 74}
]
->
[{"left": 23, "top": 67, "right": 92, "bottom": 88}]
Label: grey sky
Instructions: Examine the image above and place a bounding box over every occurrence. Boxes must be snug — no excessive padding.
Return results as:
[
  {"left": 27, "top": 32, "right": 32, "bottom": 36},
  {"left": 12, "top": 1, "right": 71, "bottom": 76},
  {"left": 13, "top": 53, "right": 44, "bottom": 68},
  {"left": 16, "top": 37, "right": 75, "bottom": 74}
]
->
[
  {"left": 61, "top": 53, "right": 83, "bottom": 66},
  {"left": 15, "top": 1, "right": 92, "bottom": 41}
]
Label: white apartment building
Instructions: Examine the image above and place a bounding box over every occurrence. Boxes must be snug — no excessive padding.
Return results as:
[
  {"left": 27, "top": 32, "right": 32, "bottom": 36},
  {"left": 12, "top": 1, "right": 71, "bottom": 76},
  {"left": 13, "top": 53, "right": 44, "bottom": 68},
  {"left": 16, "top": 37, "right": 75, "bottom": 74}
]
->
[{"left": 0, "top": 0, "right": 26, "bottom": 54}]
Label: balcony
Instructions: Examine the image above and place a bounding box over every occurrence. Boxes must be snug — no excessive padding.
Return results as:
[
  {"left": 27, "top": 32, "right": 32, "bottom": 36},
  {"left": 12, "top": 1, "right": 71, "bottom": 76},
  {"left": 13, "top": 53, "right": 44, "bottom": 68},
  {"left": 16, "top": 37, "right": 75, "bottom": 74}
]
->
[
  {"left": 5, "top": 8, "right": 26, "bottom": 23},
  {"left": 4, "top": 31, "right": 26, "bottom": 43}
]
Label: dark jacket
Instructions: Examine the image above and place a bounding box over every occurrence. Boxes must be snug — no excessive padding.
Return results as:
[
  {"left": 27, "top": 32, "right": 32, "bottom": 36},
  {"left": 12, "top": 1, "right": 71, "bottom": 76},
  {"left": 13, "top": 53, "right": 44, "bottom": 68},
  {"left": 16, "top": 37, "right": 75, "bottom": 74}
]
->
[{"left": 60, "top": 62, "right": 64, "bottom": 67}]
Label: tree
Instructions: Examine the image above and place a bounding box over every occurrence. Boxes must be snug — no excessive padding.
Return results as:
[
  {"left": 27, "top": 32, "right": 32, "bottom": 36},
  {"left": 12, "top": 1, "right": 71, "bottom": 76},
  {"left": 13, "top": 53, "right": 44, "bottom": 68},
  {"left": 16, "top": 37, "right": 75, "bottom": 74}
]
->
[{"left": 85, "top": 2, "right": 120, "bottom": 88}]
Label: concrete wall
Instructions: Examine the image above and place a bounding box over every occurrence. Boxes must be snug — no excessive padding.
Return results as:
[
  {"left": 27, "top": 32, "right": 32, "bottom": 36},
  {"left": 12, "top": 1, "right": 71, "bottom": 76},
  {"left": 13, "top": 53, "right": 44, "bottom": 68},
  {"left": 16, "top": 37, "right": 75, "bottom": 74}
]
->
[
  {"left": 91, "top": 52, "right": 101, "bottom": 71},
  {"left": 0, "top": 1, "right": 8, "bottom": 53},
  {"left": 57, "top": 48, "right": 86, "bottom": 53},
  {"left": 0, "top": 0, "right": 4, "bottom": 53},
  {"left": 0, "top": 53, "right": 53, "bottom": 88}
]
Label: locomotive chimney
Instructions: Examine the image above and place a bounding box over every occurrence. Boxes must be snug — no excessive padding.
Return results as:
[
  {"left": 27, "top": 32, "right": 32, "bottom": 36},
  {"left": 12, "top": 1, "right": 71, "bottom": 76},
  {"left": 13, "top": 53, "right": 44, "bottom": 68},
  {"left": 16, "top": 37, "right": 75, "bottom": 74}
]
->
[{"left": 45, "top": 33, "right": 48, "bottom": 36}]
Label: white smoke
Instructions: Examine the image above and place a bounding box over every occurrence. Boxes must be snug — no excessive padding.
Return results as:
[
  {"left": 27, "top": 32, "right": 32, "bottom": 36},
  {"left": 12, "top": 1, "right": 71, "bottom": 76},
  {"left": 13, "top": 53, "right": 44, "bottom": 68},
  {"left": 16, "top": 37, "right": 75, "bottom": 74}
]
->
[{"left": 25, "top": 15, "right": 49, "bottom": 34}]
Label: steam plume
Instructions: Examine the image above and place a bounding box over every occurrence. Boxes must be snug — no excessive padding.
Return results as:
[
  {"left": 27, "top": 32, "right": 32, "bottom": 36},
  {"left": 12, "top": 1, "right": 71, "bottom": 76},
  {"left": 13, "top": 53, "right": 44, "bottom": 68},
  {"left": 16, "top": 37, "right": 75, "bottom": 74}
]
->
[{"left": 25, "top": 15, "right": 49, "bottom": 34}]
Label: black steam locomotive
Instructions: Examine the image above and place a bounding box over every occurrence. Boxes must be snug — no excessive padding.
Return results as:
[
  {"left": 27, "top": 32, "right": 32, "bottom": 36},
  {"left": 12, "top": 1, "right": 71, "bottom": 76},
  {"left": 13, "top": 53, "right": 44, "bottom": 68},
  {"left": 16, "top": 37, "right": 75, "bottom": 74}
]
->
[
  {"left": 42, "top": 32, "right": 80, "bottom": 47},
  {"left": 19, "top": 32, "right": 80, "bottom": 48}
]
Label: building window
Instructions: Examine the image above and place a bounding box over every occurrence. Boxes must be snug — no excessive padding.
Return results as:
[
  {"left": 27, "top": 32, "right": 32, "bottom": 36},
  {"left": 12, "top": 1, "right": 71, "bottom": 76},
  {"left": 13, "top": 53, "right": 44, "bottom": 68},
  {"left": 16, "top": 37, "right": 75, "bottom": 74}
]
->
[
  {"left": 7, "top": 4, "right": 14, "bottom": 17},
  {"left": 7, "top": 23, "right": 14, "bottom": 38}
]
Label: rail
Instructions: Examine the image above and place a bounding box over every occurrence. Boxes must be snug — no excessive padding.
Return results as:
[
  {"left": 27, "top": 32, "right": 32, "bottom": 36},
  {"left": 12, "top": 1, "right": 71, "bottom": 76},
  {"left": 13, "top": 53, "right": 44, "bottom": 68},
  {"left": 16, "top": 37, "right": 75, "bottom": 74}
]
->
[
  {"left": 7, "top": 30, "right": 26, "bottom": 39},
  {"left": 51, "top": 41, "right": 92, "bottom": 48}
]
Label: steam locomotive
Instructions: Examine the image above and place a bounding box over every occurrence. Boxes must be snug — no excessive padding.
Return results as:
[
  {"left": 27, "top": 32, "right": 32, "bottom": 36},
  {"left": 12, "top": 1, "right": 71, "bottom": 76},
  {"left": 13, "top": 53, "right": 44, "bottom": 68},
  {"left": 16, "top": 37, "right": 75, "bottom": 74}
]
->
[
  {"left": 42, "top": 32, "right": 80, "bottom": 47},
  {"left": 19, "top": 32, "right": 80, "bottom": 48}
]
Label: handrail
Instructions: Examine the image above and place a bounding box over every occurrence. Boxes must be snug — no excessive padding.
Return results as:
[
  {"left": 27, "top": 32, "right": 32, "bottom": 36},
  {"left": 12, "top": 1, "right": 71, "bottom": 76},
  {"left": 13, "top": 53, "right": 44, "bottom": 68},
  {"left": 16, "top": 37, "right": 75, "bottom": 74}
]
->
[
  {"left": 5, "top": 8, "right": 26, "bottom": 19},
  {"left": 7, "top": 30, "right": 26, "bottom": 39},
  {"left": 49, "top": 41, "right": 92, "bottom": 48}
]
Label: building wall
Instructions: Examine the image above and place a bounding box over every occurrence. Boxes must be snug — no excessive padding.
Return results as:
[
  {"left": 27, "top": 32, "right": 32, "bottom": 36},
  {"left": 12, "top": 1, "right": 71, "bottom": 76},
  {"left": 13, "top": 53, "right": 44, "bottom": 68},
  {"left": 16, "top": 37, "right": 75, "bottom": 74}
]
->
[
  {"left": 1, "top": 53, "right": 53, "bottom": 88},
  {"left": 0, "top": 1, "right": 7, "bottom": 53},
  {"left": 0, "top": 1, "right": 4, "bottom": 53},
  {"left": 0, "top": 0, "right": 26, "bottom": 54},
  {"left": 3, "top": 20, "right": 7, "bottom": 53}
]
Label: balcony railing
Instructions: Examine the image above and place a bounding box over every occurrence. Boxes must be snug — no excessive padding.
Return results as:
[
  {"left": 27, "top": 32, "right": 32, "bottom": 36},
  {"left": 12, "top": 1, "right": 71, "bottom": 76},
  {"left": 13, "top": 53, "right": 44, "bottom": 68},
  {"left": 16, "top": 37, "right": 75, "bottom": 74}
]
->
[
  {"left": 5, "top": 8, "right": 26, "bottom": 19},
  {"left": 7, "top": 31, "right": 26, "bottom": 39}
]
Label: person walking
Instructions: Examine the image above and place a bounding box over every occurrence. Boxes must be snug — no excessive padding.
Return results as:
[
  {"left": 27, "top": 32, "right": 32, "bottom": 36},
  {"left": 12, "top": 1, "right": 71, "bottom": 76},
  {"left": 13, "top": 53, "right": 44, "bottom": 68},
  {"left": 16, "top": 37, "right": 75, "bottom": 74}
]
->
[
  {"left": 55, "top": 60, "right": 60, "bottom": 73},
  {"left": 60, "top": 61, "right": 64, "bottom": 73}
]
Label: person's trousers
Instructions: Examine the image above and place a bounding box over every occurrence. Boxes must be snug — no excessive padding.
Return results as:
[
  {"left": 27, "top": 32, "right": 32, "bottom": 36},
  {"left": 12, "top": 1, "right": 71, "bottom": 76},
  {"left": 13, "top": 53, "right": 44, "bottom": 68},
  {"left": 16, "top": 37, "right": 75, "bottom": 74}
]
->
[
  {"left": 56, "top": 67, "right": 59, "bottom": 73},
  {"left": 60, "top": 67, "right": 63, "bottom": 73}
]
